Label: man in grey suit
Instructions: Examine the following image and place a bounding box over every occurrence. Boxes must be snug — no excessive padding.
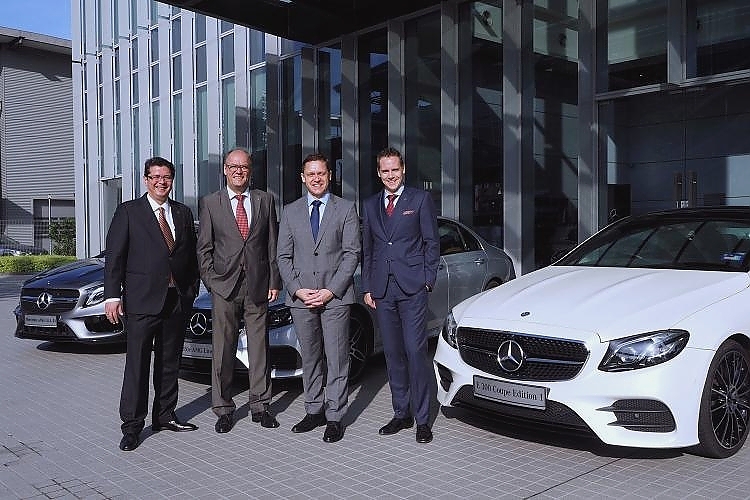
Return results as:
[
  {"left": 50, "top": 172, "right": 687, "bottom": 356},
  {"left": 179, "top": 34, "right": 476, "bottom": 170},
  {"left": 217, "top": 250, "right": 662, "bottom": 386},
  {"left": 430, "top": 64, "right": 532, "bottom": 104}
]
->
[
  {"left": 276, "top": 153, "right": 361, "bottom": 443},
  {"left": 197, "top": 147, "right": 282, "bottom": 434}
]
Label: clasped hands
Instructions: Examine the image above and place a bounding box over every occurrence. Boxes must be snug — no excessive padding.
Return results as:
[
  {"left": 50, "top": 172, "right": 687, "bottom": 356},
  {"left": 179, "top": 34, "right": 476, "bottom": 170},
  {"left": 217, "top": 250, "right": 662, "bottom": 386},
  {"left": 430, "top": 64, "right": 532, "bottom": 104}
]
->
[{"left": 295, "top": 288, "right": 334, "bottom": 308}]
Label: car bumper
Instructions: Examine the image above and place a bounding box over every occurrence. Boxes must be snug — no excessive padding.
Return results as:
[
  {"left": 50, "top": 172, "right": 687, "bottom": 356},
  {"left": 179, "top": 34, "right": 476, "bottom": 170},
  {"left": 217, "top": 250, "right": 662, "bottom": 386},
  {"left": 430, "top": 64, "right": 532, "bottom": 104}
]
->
[
  {"left": 14, "top": 307, "right": 125, "bottom": 343},
  {"left": 434, "top": 336, "right": 713, "bottom": 449},
  {"left": 181, "top": 323, "right": 303, "bottom": 379}
]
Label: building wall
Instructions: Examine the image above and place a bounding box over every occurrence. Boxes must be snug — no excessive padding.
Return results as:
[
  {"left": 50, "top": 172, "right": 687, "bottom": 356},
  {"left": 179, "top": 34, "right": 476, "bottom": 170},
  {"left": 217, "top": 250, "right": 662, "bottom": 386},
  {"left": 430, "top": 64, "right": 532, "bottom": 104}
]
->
[
  {"left": 74, "top": 0, "right": 750, "bottom": 275},
  {"left": 0, "top": 42, "right": 74, "bottom": 247}
]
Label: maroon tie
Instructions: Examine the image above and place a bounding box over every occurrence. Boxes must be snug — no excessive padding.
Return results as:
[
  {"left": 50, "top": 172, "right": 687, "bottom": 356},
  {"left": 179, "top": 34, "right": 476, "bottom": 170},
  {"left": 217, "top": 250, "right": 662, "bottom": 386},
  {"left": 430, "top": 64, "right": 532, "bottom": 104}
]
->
[
  {"left": 386, "top": 194, "right": 398, "bottom": 217},
  {"left": 235, "top": 194, "right": 249, "bottom": 239},
  {"left": 157, "top": 207, "right": 175, "bottom": 252},
  {"left": 157, "top": 207, "right": 175, "bottom": 285}
]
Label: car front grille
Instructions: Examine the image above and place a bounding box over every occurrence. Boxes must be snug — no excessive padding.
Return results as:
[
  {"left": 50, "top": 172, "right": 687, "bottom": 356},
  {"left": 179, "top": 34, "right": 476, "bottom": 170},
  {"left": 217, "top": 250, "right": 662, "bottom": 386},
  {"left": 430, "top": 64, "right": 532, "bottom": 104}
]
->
[
  {"left": 20, "top": 288, "right": 80, "bottom": 314},
  {"left": 451, "top": 385, "right": 591, "bottom": 431},
  {"left": 457, "top": 327, "right": 588, "bottom": 382},
  {"left": 15, "top": 322, "right": 77, "bottom": 340}
]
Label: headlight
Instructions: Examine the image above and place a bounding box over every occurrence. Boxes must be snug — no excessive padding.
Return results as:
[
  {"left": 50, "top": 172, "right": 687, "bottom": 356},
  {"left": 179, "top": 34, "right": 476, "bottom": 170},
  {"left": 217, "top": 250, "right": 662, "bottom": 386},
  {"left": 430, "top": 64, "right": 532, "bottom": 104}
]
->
[
  {"left": 84, "top": 285, "right": 105, "bottom": 307},
  {"left": 599, "top": 329, "right": 689, "bottom": 372},
  {"left": 268, "top": 305, "right": 293, "bottom": 328},
  {"left": 441, "top": 311, "right": 458, "bottom": 349}
]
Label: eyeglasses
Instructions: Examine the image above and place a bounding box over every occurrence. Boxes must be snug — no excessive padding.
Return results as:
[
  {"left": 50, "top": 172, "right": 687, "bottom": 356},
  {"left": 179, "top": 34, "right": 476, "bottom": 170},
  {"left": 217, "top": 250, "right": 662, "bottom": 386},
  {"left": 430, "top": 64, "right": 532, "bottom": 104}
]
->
[
  {"left": 146, "top": 175, "right": 174, "bottom": 182},
  {"left": 226, "top": 164, "right": 250, "bottom": 172}
]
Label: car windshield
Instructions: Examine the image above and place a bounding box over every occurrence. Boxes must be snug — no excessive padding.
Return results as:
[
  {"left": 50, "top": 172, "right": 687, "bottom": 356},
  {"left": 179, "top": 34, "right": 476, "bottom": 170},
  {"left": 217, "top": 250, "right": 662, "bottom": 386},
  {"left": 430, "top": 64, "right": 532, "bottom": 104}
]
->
[{"left": 556, "top": 216, "right": 750, "bottom": 272}]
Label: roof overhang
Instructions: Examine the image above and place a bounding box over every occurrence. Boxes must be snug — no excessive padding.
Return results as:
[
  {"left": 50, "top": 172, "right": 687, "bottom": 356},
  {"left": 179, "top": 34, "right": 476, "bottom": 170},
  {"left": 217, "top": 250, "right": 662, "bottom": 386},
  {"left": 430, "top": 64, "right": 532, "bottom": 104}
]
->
[{"left": 160, "top": 0, "right": 441, "bottom": 45}]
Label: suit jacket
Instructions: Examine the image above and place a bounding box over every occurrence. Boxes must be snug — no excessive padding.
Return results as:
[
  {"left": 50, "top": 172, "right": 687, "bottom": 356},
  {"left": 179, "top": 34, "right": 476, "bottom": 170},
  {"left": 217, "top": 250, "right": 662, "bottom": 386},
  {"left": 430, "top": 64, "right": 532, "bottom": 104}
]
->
[
  {"left": 277, "top": 194, "right": 361, "bottom": 308},
  {"left": 362, "top": 185, "right": 440, "bottom": 298},
  {"left": 104, "top": 195, "right": 200, "bottom": 315},
  {"left": 197, "top": 188, "right": 282, "bottom": 302}
]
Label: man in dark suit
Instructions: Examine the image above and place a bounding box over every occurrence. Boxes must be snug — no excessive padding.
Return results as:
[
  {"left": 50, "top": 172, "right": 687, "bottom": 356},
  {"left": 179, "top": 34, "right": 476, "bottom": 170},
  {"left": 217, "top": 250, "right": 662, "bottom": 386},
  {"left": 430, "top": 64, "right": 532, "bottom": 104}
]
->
[
  {"left": 104, "top": 156, "right": 200, "bottom": 452},
  {"left": 362, "top": 147, "right": 440, "bottom": 444},
  {"left": 197, "top": 147, "right": 282, "bottom": 433},
  {"left": 277, "top": 153, "right": 360, "bottom": 443}
]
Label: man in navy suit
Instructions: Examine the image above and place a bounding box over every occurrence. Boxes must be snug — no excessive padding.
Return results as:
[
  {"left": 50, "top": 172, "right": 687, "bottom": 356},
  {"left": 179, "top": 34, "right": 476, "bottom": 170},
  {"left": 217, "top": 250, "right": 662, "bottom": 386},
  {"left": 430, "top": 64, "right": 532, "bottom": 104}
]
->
[
  {"left": 104, "top": 156, "right": 200, "bottom": 451},
  {"left": 362, "top": 147, "right": 440, "bottom": 444}
]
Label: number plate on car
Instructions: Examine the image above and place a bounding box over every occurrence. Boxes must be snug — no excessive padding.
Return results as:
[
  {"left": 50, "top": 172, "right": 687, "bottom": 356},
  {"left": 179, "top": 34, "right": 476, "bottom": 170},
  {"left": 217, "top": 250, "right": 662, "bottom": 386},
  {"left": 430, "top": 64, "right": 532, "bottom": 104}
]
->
[
  {"left": 473, "top": 375, "right": 547, "bottom": 410},
  {"left": 182, "top": 341, "right": 212, "bottom": 359},
  {"left": 24, "top": 315, "right": 57, "bottom": 328}
]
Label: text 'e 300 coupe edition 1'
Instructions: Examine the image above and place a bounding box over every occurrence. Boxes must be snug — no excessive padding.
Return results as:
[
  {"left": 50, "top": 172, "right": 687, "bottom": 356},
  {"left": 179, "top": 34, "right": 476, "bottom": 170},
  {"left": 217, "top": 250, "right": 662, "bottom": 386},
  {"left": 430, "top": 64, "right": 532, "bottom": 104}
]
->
[{"left": 435, "top": 207, "right": 750, "bottom": 458}]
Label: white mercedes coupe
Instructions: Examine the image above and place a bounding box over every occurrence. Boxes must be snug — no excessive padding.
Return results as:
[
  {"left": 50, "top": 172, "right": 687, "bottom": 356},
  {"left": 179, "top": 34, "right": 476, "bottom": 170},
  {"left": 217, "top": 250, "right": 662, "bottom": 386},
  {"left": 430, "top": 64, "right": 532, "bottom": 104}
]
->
[{"left": 434, "top": 207, "right": 750, "bottom": 458}]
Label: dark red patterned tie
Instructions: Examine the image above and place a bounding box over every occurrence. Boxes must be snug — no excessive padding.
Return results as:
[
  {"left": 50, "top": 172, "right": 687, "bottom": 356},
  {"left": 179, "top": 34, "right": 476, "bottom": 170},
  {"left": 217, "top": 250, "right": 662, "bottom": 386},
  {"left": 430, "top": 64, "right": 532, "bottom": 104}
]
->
[
  {"left": 157, "top": 207, "right": 175, "bottom": 252},
  {"left": 235, "top": 194, "right": 249, "bottom": 239},
  {"left": 158, "top": 207, "right": 175, "bottom": 285},
  {"left": 386, "top": 194, "right": 398, "bottom": 217}
]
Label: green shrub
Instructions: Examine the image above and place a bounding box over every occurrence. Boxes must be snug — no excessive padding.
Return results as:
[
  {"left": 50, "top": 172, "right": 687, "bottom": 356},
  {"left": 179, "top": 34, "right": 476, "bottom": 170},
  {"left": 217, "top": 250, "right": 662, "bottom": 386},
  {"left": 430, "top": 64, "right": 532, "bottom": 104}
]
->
[
  {"left": 49, "top": 218, "right": 76, "bottom": 256},
  {"left": 0, "top": 255, "right": 77, "bottom": 274}
]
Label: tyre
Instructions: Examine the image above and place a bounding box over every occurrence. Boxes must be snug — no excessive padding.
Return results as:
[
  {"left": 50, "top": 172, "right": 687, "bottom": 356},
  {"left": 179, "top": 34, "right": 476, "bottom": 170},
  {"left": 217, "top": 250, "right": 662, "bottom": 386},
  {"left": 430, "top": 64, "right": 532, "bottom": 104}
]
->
[
  {"left": 348, "top": 307, "right": 373, "bottom": 382},
  {"left": 483, "top": 278, "right": 502, "bottom": 291},
  {"left": 695, "top": 339, "right": 750, "bottom": 458}
]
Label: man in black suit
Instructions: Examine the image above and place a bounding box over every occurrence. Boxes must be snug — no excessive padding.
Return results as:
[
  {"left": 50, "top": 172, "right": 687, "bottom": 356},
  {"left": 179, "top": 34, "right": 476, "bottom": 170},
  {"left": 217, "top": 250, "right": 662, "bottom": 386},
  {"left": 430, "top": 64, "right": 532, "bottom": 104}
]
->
[
  {"left": 362, "top": 147, "right": 440, "bottom": 444},
  {"left": 104, "top": 156, "right": 200, "bottom": 451}
]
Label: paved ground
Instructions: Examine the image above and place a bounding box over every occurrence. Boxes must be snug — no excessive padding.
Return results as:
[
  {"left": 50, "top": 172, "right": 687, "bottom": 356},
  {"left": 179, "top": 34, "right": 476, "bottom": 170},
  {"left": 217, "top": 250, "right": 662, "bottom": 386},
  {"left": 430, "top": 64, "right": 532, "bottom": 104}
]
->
[{"left": 2, "top": 275, "right": 750, "bottom": 499}]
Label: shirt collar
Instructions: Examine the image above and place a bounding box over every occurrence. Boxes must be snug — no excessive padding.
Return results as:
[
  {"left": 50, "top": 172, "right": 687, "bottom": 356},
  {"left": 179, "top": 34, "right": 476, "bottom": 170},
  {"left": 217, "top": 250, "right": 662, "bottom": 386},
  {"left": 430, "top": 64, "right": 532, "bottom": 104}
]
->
[
  {"left": 227, "top": 186, "right": 250, "bottom": 200},
  {"left": 146, "top": 194, "right": 170, "bottom": 212},
  {"left": 307, "top": 192, "right": 330, "bottom": 206},
  {"left": 384, "top": 185, "right": 405, "bottom": 200}
]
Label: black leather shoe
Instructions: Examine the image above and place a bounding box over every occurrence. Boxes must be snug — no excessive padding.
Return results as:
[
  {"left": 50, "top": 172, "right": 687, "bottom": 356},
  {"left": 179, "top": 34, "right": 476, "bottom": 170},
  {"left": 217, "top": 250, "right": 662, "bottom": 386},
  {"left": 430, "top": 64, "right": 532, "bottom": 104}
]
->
[
  {"left": 416, "top": 424, "right": 433, "bottom": 443},
  {"left": 153, "top": 416, "right": 198, "bottom": 432},
  {"left": 119, "top": 433, "right": 140, "bottom": 451},
  {"left": 323, "top": 421, "right": 344, "bottom": 443},
  {"left": 378, "top": 416, "right": 414, "bottom": 435},
  {"left": 291, "top": 412, "right": 326, "bottom": 433},
  {"left": 215, "top": 413, "right": 234, "bottom": 434},
  {"left": 252, "top": 410, "right": 280, "bottom": 429}
]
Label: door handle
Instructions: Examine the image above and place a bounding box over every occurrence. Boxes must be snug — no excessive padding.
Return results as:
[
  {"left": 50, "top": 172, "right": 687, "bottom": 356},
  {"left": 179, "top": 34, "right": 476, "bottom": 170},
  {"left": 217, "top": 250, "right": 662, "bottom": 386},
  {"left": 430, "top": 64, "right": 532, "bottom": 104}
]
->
[{"left": 473, "top": 259, "right": 485, "bottom": 265}]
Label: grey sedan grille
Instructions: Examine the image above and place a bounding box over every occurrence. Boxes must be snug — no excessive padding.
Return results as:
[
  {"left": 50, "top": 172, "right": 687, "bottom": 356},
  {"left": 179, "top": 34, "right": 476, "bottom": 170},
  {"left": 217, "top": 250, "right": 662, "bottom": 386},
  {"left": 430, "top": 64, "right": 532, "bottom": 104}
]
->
[
  {"left": 20, "top": 288, "right": 80, "bottom": 314},
  {"left": 457, "top": 328, "right": 588, "bottom": 381}
]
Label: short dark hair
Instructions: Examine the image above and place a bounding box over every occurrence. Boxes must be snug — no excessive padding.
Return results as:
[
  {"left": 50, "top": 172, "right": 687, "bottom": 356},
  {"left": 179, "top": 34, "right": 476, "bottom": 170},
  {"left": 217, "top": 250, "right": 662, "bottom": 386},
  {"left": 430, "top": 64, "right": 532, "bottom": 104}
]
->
[
  {"left": 302, "top": 152, "right": 329, "bottom": 172},
  {"left": 223, "top": 147, "right": 252, "bottom": 166},
  {"left": 376, "top": 147, "right": 404, "bottom": 168},
  {"left": 144, "top": 156, "right": 175, "bottom": 177}
]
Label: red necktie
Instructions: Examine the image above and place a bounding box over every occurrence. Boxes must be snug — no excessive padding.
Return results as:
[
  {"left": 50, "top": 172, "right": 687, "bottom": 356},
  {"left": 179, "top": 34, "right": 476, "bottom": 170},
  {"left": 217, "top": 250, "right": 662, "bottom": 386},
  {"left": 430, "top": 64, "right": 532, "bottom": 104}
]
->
[
  {"left": 386, "top": 194, "right": 398, "bottom": 217},
  {"left": 235, "top": 194, "right": 249, "bottom": 239}
]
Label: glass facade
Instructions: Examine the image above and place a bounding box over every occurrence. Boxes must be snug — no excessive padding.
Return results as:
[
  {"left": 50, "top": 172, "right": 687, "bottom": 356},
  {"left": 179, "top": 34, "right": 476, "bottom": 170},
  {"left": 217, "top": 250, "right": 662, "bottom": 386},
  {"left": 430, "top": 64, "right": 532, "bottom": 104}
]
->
[{"left": 73, "top": 0, "right": 750, "bottom": 273}]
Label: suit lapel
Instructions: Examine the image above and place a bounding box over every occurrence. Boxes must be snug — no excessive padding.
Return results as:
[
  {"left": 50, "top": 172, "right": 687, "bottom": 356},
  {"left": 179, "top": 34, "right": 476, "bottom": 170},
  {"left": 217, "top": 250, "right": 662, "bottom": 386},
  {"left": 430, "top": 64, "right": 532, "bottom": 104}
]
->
[
  {"left": 249, "top": 189, "right": 263, "bottom": 239},
  {"left": 314, "top": 195, "right": 335, "bottom": 249},
  {"left": 138, "top": 195, "right": 170, "bottom": 251},
  {"left": 171, "top": 202, "right": 184, "bottom": 249}
]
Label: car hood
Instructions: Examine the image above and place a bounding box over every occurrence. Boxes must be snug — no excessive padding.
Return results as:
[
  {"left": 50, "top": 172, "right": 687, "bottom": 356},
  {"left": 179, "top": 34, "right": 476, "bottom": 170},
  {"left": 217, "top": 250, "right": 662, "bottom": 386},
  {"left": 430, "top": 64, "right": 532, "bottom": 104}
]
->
[
  {"left": 24, "top": 258, "right": 105, "bottom": 288},
  {"left": 192, "top": 288, "right": 287, "bottom": 309},
  {"left": 455, "top": 265, "right": 750, "bottom": 342}
]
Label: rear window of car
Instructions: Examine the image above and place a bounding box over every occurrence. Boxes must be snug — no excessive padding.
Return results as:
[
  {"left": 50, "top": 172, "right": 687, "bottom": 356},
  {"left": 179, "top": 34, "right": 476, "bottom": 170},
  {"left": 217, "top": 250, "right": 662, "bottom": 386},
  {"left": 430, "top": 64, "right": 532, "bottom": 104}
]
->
[{"left": 557, "top": 218, "right": 750, "bottom": 271}]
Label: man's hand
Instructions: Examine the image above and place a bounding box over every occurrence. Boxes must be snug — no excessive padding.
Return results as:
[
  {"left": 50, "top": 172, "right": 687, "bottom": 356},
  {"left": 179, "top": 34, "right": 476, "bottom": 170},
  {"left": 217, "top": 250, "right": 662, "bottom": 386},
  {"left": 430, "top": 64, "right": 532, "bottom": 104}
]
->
[
  {"left": 104, "top": 300, "right": 123, "bottom": 324},
  {"left": 268, "top": 289, "right": 279, "bottom": 301},
  {"left": 295, "top": 288, "right": 334, "bottom": 308},
  {"left": 364, "top": 292, "right": 376, "bottom": 309}
]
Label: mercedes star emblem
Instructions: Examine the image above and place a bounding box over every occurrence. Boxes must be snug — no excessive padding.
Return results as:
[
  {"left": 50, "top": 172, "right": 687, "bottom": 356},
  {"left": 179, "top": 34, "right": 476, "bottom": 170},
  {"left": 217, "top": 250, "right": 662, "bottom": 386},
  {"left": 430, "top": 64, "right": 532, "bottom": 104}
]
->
[
  {"left": 36, "top": 292, "right": 53, "bottom": 310},
  {"left": 497, "top": 339, "right": 525, "bottom": 372},
  {"left": 189, "top": 312, "right": 208, "bottom": 336}
]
